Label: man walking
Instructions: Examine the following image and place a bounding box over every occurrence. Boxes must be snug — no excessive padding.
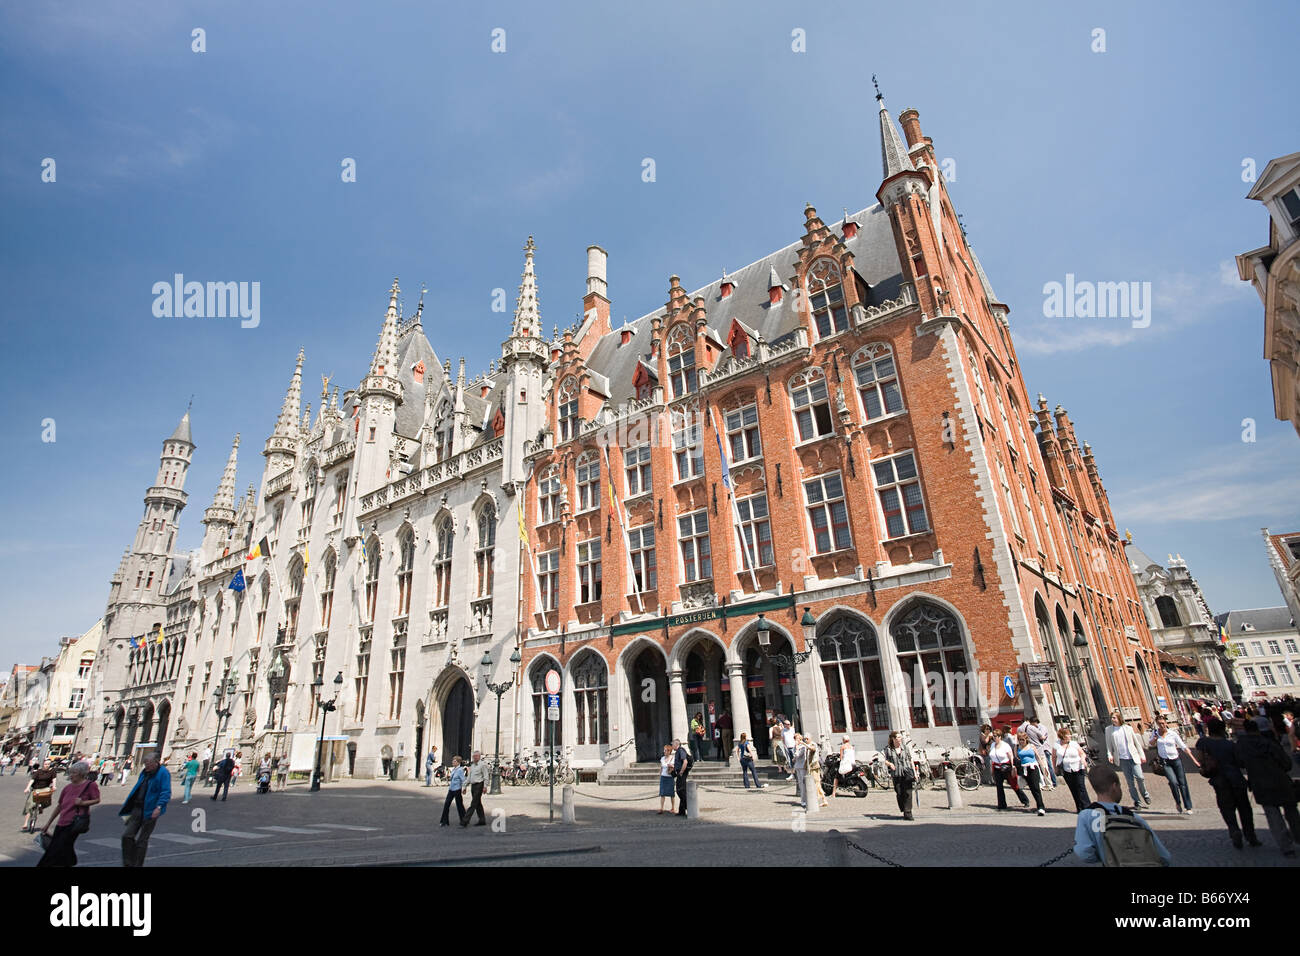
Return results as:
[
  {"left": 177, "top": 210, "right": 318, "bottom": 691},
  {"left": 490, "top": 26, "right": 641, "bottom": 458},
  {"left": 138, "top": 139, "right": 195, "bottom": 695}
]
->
[
  {"left": 780, "top": 720, "right": 797, "bottom": 781},
  {"left": 1235, "top": 719, "right": 1300, "bottom": 856},
  {"left": 718, "top": 709, "right": 733, "bottom": 762},
  {"left": 211, "top": 751, "right": 236, "bottom": 801},
  {"left": 1025, "top": 715, "right": 1056, "bottom": 790},
  {"left": 790, "top": 734, "right": 808, "bottom": 809},
  {"left": 672, "top": 738, "right": 693, "bottom": 817},
  {"left": 461, "top": 751, "right": 488, "bottom": 827},
  {"left": 425, "top": 746, "right": 438, "bottom": 786},
  {"left": 1105, "top": 710, "right": 1151, "bottom": 808},
  {"left": 119, "top": 751, "right": 170, "bottom": 867},
  {"left": 200, "top": 745, "right": 212, "bottom": 783}
]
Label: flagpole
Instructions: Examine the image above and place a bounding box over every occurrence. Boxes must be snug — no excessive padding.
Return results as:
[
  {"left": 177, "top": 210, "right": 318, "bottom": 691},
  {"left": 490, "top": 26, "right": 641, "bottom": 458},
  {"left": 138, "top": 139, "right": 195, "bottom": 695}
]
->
[
  {"left": 604, "top": 445, "right": 644, "bottom": 613},
  {"left": 709, "top": 407, "right": 759, "bottom": 591}
]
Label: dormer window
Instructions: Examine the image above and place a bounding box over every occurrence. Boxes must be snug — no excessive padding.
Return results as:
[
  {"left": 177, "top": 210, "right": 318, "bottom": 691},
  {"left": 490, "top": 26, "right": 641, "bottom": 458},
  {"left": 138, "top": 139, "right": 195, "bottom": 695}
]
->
[
  {"left": 558, "top": 377, "right": 578, "bottom": 442},
  {"left": 1281, "top": 187, "right": 1300, "bottom": 233},
  {"left": 667, "top": 325, "right": 697, "bottom": 398},
  {"left": 733, "top": 337, "right": 750, "bottom": 360},
  {"left": 808, "top": 259, "right": 849, "bottom": 339}
]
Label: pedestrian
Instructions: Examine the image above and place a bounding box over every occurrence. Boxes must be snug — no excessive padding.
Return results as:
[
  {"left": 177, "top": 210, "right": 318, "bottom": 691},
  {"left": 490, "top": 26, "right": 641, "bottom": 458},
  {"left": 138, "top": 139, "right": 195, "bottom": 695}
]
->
[
  {"left": 780, "top": 720, "right": 797, "bottom": 781},
  {"left": 461, "top": 751, "right": 488, "bottom": 827},
  {"left": 789, "top": 734, "right": 808, "bottom": 809},
  {"left": 1073, "top": 765, "right": 1171, "bottom": 866},
  {"left": 1026, "top": 715, "right": 1057, "bottom": 790},
  {"left": 37, "top": 759, "right": 100, "bottom": 867},
  {"left": 830, "top": 735, "right": 856, "bottom": 798},
  {"left": 672, "top": 738, "right": 693, "bottom": 817},
  {"left": 200, "top": 745, "right": 212, "bottom": 783},
  {"left": 737, "top": 733, "right": 764, "bottom": 789},
  {"left": 1191, "top": 709, "right": 1205, "bottom": 739},
  {"left": 0, "top": 753, "right": 9, "bottom": 775},
  {"left": 989, "top": 728, "right": 1029, "bottom": 810},
  {"left": 1195, "top": 717, "right": 1259, "bottom": 850},
  {"left": 439, "top": 756, "right": 466, "bottom": 827},
  {"left": 689, "top": 712, "right": 705, "bottom": 762},
  {"left": 99, "top": 756, "right": 114, "bottom": 788},
  {"left": 275, "top": 753, "right": 290, "bottom": 791},
  {"left": 883, "top": 731, "right": 916, "bottom": 820},
  {"left": 658, "top": 744, "right": 677, "bottom": 813},
  {"left": 211, "top": 751, "right": 236, "bottom": 801},
  {"left": 181, "top": 752, "right": 200, "bottom": 804},
  {"left": 1148, "top": 715, "right": 1198, "bottom": 814},
  {"left": 22, "top": 759, "right": 58, "bottom": 833},
  {"left": 1104, "top": 709, "right": 1151, "bottom": 808},
  {"left": 119, "top": 756, "right": 132, "bottom": 785},
  {"left": 977, "top": 724, "right": 995, "bottom": 786},
  {"left": 718, "top": 709, "right": 733, "bottom": 761},
  {"left": 424, "top": 746, "right": 438, "bottom": 786},
  {"left": 1234, "top": 719, "right": 1300, "bottom": 857},
  {"left": 770, "top": 719, "right": 787, "bottom": 777},
  {"left": 805, "top": 736, "right": 828, "bottom": 809},
  {"left": 119, "top": 752, "right": 169, "bottom": 867},
  {"left": 231, "top": 751, "right": 243, "bottom": 787},
  {"left": 1015, "top": 731, "right": 1048, "bottom": 816},
  {"left": 1053, "top": 726, "right": 1091, "bottom": 812}
]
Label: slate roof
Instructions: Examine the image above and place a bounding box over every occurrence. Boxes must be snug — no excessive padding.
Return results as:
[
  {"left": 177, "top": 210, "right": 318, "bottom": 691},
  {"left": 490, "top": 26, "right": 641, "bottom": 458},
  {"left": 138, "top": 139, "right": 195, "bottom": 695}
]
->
[
  {"left": 1126, "top": 542, "right": 1163, "bottom": 575},
  {"left": 582, "top": 203, "right": 904, "bottom": 405},
  {"left": 1221, "top": 607, "right": 1298, "bottom": 635},
  {"left": 169, "top": 411, "right": 193, "bottom": 445}
]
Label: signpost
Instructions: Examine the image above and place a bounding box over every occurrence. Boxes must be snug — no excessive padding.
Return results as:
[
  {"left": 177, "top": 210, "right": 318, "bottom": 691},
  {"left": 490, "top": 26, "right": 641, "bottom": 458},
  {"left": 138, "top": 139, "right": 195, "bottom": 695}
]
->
[
  {"left": 546, "top": 670, "right": 561, "bottom": 823},
  {"left": 1002, "top": 675, "right": 1017, "bottom": 700},
  {"left": 1023, "top": 661, "right": 1056, "bottom": 684}
]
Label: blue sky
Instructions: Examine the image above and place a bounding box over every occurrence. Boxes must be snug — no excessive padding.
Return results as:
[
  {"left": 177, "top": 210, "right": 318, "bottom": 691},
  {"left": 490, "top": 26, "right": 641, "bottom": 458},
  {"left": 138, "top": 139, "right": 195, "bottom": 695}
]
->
[{"left": 2, "top": 0, "right": 1298, "bottom": 667}]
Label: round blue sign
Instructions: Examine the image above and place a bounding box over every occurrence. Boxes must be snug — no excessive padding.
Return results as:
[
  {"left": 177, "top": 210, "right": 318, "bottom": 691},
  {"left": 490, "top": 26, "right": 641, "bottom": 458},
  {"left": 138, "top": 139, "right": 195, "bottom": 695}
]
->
[{"left": 1002, "top": 676, "right": 1017, "bottom": 699}]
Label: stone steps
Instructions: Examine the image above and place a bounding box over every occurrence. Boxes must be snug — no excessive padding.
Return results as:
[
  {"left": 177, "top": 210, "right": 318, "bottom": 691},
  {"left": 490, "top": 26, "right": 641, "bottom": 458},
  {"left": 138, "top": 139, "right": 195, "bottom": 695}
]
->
[{"left": 601, "top": 761, "right": 788, "bottom": 787}]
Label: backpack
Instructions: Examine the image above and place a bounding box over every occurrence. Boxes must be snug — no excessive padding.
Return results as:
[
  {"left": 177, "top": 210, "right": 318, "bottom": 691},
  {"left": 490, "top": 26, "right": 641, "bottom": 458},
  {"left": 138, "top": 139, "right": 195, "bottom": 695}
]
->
[{"left": 1089, "top": 803, "right": 1164, "bottom": 867}]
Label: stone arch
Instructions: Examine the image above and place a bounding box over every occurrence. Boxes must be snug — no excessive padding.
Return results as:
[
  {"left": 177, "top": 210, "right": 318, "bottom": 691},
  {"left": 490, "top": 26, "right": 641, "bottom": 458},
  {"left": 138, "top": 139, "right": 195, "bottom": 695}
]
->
[
  {"left": 567, "top": 647, "right": 612, "bottom": 748},
  {"left": 669, "top": 627, "right": 726, "bottom": 671},
  {"left": 618, "top": 639, "right": 670, "bottom": 762},
  {"left": 881, "top": 592, "right": 982, "bottom": 729},
  {"left": 429, "top": 663, "right": 477, "bottom": 763},
  {"left": 526, "top": 653, "right": 564, "bottom": 750}
]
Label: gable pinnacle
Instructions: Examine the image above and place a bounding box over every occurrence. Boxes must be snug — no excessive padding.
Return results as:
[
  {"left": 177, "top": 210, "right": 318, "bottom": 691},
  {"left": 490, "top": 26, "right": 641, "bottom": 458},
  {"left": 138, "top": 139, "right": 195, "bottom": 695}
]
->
[
  {"left": 876, "top": 84, "right": 915, "bottom": 180},
  {"left": 511, "top": 236, "right": 541, "bottom": 338},
  {"left": 370, "top": 279, "right": 401, "bottom": 378},
  {"left": 205, "top": 433, "right": 241, "bottom": 518},
  {"left": 272, "top": 349, "right": 305, "bottom": 438}
]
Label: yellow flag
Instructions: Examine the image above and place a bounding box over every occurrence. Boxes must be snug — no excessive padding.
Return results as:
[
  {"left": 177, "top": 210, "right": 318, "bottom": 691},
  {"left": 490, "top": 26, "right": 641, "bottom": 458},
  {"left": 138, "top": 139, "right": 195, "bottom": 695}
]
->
[
  {"left": 156, "top": 623, "right": 165, "bottom": 645},
  {"left": 304, "top": 542, "right": 310, "bottom": 569}
]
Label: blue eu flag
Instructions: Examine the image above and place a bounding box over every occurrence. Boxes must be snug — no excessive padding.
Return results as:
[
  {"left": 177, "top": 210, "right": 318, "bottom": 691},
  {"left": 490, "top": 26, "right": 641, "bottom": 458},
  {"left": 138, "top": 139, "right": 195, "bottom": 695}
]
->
[{"left": 228, "top": 568, "right": 246, "bottom": 592}]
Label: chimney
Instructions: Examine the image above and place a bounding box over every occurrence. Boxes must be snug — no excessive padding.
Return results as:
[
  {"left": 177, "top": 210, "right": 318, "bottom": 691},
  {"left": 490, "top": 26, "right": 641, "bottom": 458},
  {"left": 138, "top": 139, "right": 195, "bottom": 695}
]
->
[
  {"left": 899, "top": 108, "right": 923, "bottom": 148},
  {"left": 768, "top": 265, "right": 784, "bottom": 305},
  {"left": 480, "top": 384, "right": 491, "bottom": 399},
  {"left": 842, "top": 209, "right": 859, "bottom": 240},
  {"left": 720, "top": 270, "right": 735, "bottom": 299},
  {"left": 619, "top": 326, "right": 633, "bottom": 346},
  {"left": 582, "top": 244, "right": 611, "bottom": 337}
]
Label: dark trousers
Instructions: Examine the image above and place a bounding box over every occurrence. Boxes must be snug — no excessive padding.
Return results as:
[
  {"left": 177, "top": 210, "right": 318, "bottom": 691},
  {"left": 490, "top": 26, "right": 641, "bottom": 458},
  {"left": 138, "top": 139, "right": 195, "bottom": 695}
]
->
[
  {"left": 1062, "top": 769, "right": 1090, "bottom": 812},
  {"left": 1261, "top": 802, "right": 1300, "bottom": 854},
  {"left": 894, "top": 777, "right": 914, "bottom": 815},
  {"left": 1023, "top": 766, "right": 1046, "bottom": 810},
  {"left": 440, "top": 788, "right": 465, "bottom": 825},
  {"left": 121, "top": 807, "right": 156, "bottom": 867},
  {"left": 740, "top": 759, "right": 761, "bottom": 788},
  {"left": 689, "top": 736, "right": 702, "bottom": 761},
  {"left": 1160, "top": 758, "right": 1193, "bottom": 810},
  {"left": 1212, "top": 781, "right": 1256, "bottom": 842},
  {"left": 462, "top": 782, "right": 485, "bottom": 825},
  {"left": 675, "top": 773, "right": 689, "bottom": 815},
  {"left": 211, "top": 775, "right": 231, "bottom": 800},
  {"left": 994, "top": 766, "right": 1028, "bottom": 808},
  {"left": 37, "top": 824, "right": 81, "bottom": 867}
]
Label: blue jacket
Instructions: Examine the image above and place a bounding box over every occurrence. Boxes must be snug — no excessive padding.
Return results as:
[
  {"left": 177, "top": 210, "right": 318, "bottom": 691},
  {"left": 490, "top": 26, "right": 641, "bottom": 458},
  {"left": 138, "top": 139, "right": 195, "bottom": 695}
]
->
[{"left": 119, "top": 765, "right": 171, "bottom": 819}]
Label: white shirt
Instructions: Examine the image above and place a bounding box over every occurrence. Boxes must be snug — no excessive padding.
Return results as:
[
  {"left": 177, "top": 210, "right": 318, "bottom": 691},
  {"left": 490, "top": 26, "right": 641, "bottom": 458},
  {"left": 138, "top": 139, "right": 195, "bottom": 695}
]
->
[
  {"left": 467, "top": 760, "right": 488, "bottom": 785},
  {"left": 1149, "top": 729, "right": 1186, "bottom": 760},
  {"left": 781, "top": 727, "right": 796, "bottom": 750},
  {"left": 1111, "top": 725, "right": 1132, "bottom": 760},
  {"left": 659, "top": 755, "right": 673, "bottom": 777},
  {"left": 1055, "top": 740, "right": 1085, "bottom": 772},
  {"left": 989, "top": 740, "right": 1015, "bottom": 767},
  {"left": 840, "top": 744, "right": 856, "bottom": 770}
]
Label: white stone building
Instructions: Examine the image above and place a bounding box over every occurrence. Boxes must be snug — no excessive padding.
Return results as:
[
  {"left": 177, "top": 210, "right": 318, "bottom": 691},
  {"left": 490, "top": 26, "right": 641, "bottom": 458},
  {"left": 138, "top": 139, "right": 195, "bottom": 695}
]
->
[
  {"left": 1217, "top": 607, "right": 1300, "bottom": 702},
  {"left": 33, "top": 619, "right": 102, "bottom": 759}
]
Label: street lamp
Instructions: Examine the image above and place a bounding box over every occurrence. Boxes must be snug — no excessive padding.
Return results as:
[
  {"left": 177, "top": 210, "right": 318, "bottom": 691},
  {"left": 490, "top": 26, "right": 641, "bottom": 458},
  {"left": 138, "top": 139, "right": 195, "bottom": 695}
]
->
[
  {"left": 207, "top": 675, "right": 239, "bottom": 782},
  {"left": 483, "top": 647, "right": 522, "bottom": 795},
  {"left": 311, "top": 672, "right": 344, "bottom": 792},
  {"left": 755, "top": 613, "right": 814, "bottom": 727}
]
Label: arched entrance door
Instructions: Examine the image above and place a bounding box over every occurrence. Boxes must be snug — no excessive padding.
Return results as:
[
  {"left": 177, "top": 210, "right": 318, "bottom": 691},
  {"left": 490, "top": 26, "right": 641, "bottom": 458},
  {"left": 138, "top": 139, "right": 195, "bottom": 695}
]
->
[
  {"left": 741, "top": 634, "right": 801, "bottom": 747},
  {"left": 414, "top": 700, "right": 425, "bottom": 770},
  {"left": 628, "top": 645, "right": 668, "bottom": 762},
  {"left": 683, "top": 638, "right": 727, "bottom": 760},
  {"left": 442, "top": 677, "right": 474, "bottom": 762},
  {"left": 155, "top": 700, "right": 171, "bottom": 751}
]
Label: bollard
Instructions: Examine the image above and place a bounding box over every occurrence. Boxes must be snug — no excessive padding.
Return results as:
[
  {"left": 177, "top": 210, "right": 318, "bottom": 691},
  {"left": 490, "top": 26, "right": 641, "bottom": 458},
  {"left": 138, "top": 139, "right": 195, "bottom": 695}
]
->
[
  {"left": 944, "top": 767, "right": 962, "bottom": 809},
  {"left": 825, "top": 828, "right": 848, "bottom": 866},
  {"left": 561, "top": 785, "right": 576, "bottom": 824},
  {"left": 807, "top": 784, "right": 821, "bottom": 814},
  {"left": 686, "top": 780, "right": 700, "bottom": 820}
]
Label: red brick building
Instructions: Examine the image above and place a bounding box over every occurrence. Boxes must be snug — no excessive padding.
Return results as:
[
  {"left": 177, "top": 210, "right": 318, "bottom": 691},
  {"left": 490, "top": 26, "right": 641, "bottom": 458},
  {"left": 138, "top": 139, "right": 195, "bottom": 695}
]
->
[{"left": 517, "top": 93, "right": 1170, "bottom": 767}]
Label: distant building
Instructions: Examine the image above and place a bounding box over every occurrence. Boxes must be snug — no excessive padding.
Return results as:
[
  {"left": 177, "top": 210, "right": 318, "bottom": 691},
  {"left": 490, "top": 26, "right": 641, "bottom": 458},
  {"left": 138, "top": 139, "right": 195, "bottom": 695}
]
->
[
  {"left": 1264, "top": 528, "right": 1300, "bottom": 628},
  {"left": 1237, "top": 152, "right": 1300, "bottom": 440},
  {"left": 32, "top": 619, "right": 103, "bottom": 759},
  {"left": 1215, "top": 607, "right": 1300, "bottom": 702}
]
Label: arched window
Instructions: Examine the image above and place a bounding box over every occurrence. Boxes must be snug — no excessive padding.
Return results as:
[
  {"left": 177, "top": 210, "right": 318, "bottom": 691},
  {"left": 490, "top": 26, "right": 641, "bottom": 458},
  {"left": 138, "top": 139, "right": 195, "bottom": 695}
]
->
[
  {"left": 286, "top": 558, "right": 304, "bottom": 639},
  {"left": 1155, "top": 595, "right": 1181, "bottom": 628},
  {"left": 530, "top": 659, "right": 562, "bottom": 748},
  {"left": 572, "top": 652, "right": 609, "bottom": 745},
  {"left": 890, "top": 601, "right": 976, "bottom": 728},
  {"left": 364, "top": 538, "right": 380, "bottom": 623},
  {"left": 395, "top": 528, "right": 415, "bottom": 616},
  {"left": 666, "top": 325, "right": 697, "bottom": 398},
  {"left": 320, "top": 549, "right": 337, "bottom": 629},
  {"left": 575, "top": 451, "right": 600, "bottom": 513},
  {"left": 433, "top": 518, "right": 454, "bottom": 609},
  {"left": 558, "top": 377, "right": 579, "bottom": 442},
  {"left": 539, "top": 467, "right": 561, "bottom": 523},
  {"left": 256, "top": 573, "right": 271, "bottom": 643},
  {"left": 853, "top": 344, "right": 903, "bottom": 420},
  {"left": 790, "top": 367, "right": 833, "bottom": 441},
  {"left": 808, "top": 258, "right": 849, "bottom": 338},
  {"left": 817, "top": 615, "right": 888, "bottom": 732},
  {"left": 476, "top": 505, "right": 496, "bottom": 598}
]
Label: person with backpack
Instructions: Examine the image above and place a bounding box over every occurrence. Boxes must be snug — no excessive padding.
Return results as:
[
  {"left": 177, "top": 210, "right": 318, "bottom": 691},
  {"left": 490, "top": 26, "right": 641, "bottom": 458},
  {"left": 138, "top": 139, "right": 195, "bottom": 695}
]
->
[
  {"left": 672, "top": 738, "right": 694, "bottom": 817},
  {"left": 1073, "top": 765, "right": 1170, "bottom": 866},
  {"left": 1234, "top": 719, "right": 1300, "bottom": 857},
  {"left": 1195, "top": 717, "right": 1259, "bottom": 850}
]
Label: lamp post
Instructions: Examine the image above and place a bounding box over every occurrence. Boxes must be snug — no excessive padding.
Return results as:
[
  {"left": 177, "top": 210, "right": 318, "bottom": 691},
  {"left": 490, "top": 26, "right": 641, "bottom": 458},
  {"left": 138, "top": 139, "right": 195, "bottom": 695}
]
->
[
  {"left": 482, "top": 647, "right": 522, "bottom": 795},
  {"left": 311, "top": 672, "right": 344, "bottom": 792},
  {"left": 207, "top": 675, "right": 239, "bottom": 781},
  {"left": 265, "top": 653, "right": 287, "bottom": 729},
  {"left": 755, "top": 612, "right": 815, "bottom": 727}
]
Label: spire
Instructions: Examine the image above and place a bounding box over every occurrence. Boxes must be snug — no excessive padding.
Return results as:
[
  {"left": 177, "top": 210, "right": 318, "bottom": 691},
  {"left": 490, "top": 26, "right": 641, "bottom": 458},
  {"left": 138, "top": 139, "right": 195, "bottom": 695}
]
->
[
  {"left": 272, "top": 349, "right": 305, "bottom": 438},
  {"left": 205, "top": 434, "right": 240, "bottom": 518},
  {"left": 168, "top": 410, "right": 194, "bottom": 446},
  {"left": 512, "top": 237, "right": 541, "bottom": 337},
  {"left": 370, "top": 279, "right": 401, "bottom": 377},
  {"left": 875, "top": 82, "right": 914, "bottom": 180}
]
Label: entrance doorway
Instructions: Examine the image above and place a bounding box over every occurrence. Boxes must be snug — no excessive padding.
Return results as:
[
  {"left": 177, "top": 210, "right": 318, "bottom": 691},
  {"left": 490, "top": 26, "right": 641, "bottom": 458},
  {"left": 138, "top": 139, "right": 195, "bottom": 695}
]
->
[
  {"left": 742, "top": 634, "right": 801, "bottom": 750},
  {"left": 442, "top": 677, "right": 474, "bottom": 762},
  {"left": 629, "top": 645, "right": 669, "bottom": 762},
  {"left": 683, "top": 640, "right": 727, "bottom": 761}
]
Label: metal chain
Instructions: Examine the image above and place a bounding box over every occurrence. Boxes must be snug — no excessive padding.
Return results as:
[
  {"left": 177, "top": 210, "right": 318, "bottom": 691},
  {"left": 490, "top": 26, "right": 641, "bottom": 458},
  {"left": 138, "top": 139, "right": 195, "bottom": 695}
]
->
[
  {"left": 1038, "top": 846, "right": 1075, "bottom": 867},
  {"left": 843, "top": 837, "right": 905, "bottom": 868}
]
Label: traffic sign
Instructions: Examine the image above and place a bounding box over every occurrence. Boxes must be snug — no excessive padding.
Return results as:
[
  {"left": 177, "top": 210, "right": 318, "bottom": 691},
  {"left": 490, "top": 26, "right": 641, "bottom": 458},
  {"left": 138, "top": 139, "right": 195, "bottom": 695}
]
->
[
  {"left": 1002, "top": 675, "right": 1017, "bottom": 699},
  {"left": 547, "top": 692, "right": 560, "bottom": 721},
  {"left": 545, "top": 669, "right": 561, "bottom": 694},
  {"left": 547, "top": 706, "right": 560, "bottom": 721}
]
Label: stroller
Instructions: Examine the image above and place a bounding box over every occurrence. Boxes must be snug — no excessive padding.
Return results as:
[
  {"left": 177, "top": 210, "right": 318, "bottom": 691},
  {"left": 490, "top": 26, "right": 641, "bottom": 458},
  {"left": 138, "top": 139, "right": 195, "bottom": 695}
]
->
[{"left": 256, "top": 766, "right": 273, "bottom": 794}]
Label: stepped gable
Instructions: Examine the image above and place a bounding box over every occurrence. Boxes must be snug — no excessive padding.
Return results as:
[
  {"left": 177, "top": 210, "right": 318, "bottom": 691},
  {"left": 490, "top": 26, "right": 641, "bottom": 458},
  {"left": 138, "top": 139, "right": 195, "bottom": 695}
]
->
[{"left": 582, "top": 203, "right": 903, "bottom": 405}]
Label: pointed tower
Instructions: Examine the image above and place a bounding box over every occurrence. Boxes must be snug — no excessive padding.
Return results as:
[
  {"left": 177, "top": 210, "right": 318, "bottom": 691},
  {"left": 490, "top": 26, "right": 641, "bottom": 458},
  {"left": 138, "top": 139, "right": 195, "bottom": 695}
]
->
[
  {"left": 354, "top": 279, "right": 405, "bottom": 498},
  {"left": 201, "top": 434, "right": 240, "bottom": 563},
  {"left": 500, "top": 238, "right": 551, "bottom": 486},
  {"left": 264, "top": 349, "right": 304, "bottom": 478}
]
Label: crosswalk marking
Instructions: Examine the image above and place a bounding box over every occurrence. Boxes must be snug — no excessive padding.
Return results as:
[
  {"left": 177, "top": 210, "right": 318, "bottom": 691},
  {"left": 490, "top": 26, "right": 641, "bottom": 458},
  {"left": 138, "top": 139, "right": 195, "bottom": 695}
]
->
[
  {"left": 306, "top": 823, "right": 380, "bottom": 831},
  {"left": 206, "top": 829, "right": 267, "bottom": 839},
  {"left": 257, "top": 825, "right": 330, "bottom": 834},
  {"left": 86, "top": 838, "right": 121, "bottom": 849},
  {"left": 152, "top": 833, "right": 215, "bottom": 845}
]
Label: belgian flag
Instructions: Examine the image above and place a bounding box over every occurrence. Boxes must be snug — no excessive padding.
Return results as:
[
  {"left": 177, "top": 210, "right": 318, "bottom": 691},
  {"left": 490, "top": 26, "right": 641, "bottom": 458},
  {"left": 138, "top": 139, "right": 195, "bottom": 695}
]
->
[{"left": 246, "top": 535, "right": 271, "bottom": 561}]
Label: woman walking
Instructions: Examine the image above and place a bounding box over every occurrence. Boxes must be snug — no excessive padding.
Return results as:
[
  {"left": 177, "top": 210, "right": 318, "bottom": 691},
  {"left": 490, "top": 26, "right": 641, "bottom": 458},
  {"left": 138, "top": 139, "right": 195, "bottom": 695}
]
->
[
  {"left": 805, "top": 736, "right": 829, "bottom": 808},
  {"left": 658, "top": 744, "right": 677, "bottom": 814},
  {"left": 1148, "top": 715, "right": 1199, "bottom": 814},
  {"left": 181, "top": 752, "right": 201, "bottom": 804},
  {"left": 770, "top": 718, "right": 788, "bottom": 779},
  {"left": 737, "top": 733, "right": 764, "bottom": 789},
  {"left": 990, "top": 730, "right": 1029, "bottom": 810},
  {"left": 439, "top": 756, "right": 466, "bottom": 827},
  {"left": 883, "top": 731, "right": 916, "bottom": 820},
  {"left": 1053, "top": 727, "right": 1090, "bottom": 812},
  {"left": 231, "top": 751, "right": 243, "bottom": 787},
  {"left": 1015, "top": 731, "right": 1047, "bottom": 815},
  {"left": 36, "top": 760, "right": 100, "bottom": 867}
]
